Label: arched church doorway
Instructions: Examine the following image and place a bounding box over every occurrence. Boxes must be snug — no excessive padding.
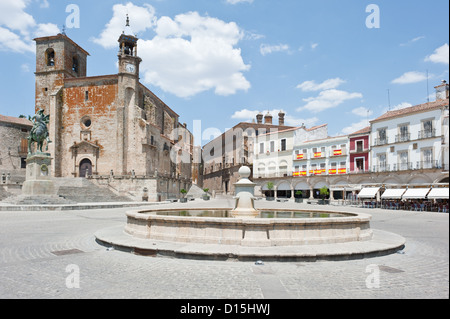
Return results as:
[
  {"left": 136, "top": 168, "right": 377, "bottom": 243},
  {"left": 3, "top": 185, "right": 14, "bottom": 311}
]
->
[{"left": 79, "top": 159, "right": 92, "bottom": 178}]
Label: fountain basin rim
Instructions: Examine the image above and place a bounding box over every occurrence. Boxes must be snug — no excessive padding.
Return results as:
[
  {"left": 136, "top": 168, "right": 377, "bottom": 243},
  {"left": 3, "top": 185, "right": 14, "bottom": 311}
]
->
[{"left": 126, "top": 208, "right": 372, "bottom": 225}]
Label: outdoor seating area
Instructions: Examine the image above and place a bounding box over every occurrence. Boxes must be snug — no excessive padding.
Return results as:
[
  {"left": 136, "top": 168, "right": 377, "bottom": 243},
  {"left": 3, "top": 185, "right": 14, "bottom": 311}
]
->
[{"left": 357, "top": 186, "right": 449, "bottom": 213}]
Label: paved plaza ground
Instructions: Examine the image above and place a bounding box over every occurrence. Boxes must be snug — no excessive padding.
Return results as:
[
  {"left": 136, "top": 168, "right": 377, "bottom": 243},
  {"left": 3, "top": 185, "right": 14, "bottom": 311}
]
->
[{"left": 0, "top": 199, "right": 448, "bottom": 300}]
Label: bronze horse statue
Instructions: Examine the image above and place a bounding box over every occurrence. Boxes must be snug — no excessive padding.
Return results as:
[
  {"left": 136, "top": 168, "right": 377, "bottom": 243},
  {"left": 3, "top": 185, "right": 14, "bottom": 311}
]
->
[{"left": 28, "top": 109, "right": 52, "bottom": 155}]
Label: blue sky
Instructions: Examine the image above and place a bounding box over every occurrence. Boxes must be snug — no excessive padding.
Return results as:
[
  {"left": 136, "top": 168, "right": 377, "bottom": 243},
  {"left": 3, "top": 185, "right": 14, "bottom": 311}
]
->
[{"left": 0, "top": 0, "right": 448, "bottom": 146}]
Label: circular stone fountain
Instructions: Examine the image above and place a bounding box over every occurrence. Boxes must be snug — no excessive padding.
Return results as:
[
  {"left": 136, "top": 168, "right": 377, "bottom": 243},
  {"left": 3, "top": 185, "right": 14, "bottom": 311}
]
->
[{"left": 95, "top": 167, "right": 406, "bottom": 261}]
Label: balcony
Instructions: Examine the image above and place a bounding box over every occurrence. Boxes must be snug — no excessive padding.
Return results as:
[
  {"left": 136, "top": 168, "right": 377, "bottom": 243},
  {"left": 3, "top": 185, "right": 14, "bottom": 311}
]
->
[
  {"left": 416, "top": 160, "right": 440, "bottom": 170},
  {"left": 293, "top": 154, "right": 308, "bottom": 161},
  {"left": 374, "top": 138, "right": 389, "bottom": 146},
  {"left": 372, "top": 164, "right": 390, "bottom": 173},
  {"left": 395, "top": 134, "right": 411, "bottom": 143},
  {"left": 311, "top": 152, "right": 325, "bottom": 159},
  {"left": 349, "top": 147, "right": 369, "bottom": 154},
  {"left": 418, "top": 129, "right": 436, "bottom": 140},
  {"left": 392, "top": 162, "right": 413, "bottom": 171},
  {"left": 330, "top": 149, "right": 347, "bottom": 157}
]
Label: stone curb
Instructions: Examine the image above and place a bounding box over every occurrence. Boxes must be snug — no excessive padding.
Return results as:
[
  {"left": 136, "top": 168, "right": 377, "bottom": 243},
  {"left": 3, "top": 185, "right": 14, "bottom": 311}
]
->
[
  {"left": 94, "top": 226, "right": 406, "bottom": 262},
  {"left": 0, "top": 202, "right": 160, "bottom": 211}
]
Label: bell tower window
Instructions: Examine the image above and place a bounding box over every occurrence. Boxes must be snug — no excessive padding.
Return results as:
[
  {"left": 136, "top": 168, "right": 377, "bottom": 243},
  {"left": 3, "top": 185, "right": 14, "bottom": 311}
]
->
[
  {"left": 46, "top": 49, "right": 55, "bottom": 66},
  {"left": 72, "top": 56, "right": 79, "bottom": 73}
]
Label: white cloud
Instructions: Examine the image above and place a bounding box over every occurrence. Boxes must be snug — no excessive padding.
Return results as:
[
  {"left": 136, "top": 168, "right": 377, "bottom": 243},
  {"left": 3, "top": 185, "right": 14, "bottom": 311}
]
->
[
  {"left": 21, "top": 63, "right": 30, "bottom": 72},
  {"left": 400, "top": 36, "right": 425, "bottom": 47},
  {"left": 40, "top": 0, "right": 50, "bottom": 9},
  {"left": 0, "top": 0, "right": 36, "bottom": 35},
  {"left": 34, "top": 23, "right": 59, "bottom": 38},
  {"left": 0, "top": 0, "right": 60, "bottom": 53},
  {"left": 340, "top": 119, "right": 371, "bottom": 135},
  {"left": 380, "top": 102, "right": 413, "bottom": 115},
  {"left": 0, "top": 26, "right": 34, "bottom": 53},
  {"left": 352, "top": 107, "right": 373, "bottom": 117},
  {"left": 425, "top": 43, "right": 449, "bottom": 65},
  {"left": 231, "top": 109, "right": 261, "bottom": 120},
  {"left": 260, "top": 43, "right": 290, "bottom": 56},
  {"left": 392, "top": 71, "right": 428, "bottom": 84},
  {"left": 297, "top": 89, "right": 363, "bottom": 113},
  {"left": 311, "top": 43, "right": 319, "bottom": 50},
  {"left": 226, "top": 0, "right": 254, "bottom": 4},
  {"left": 231, "top": 108, "right": 318, "bottom": 128},
  {"left": 92, "top": 3, "right": 157, "bottom": 49},
  {"left": 296, "top": 78, "right": 346, "bottom": 92},
  {"left": 93, "top": 6, "right": 250, "bottom": 98},
  {"left": 284, "top": 115, "right": 319, "bottom": 128},
  {"left": 391, "top": 102, "right": 412, "bottom": 111}
]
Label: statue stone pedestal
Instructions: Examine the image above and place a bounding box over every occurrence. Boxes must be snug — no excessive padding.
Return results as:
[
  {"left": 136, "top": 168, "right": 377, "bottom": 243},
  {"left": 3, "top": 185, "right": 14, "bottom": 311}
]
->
[
  {"left": 231, "top": 166, "right": 259, "bottom": 219},
  {"left": 22, "top": 153, "right": 57, "bottom": 196}
]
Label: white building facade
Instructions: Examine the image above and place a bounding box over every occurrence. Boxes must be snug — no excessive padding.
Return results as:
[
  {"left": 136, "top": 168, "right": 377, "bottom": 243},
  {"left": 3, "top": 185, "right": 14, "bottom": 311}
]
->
[
  {"left": 251, "top": 82, "right": 449, "bottom": 201},
  {"left": 293, "top": 135, "right": 349, "bottom": 178},
  {"left": 370, "top": 90, "right": 449, "bottom": 181}
]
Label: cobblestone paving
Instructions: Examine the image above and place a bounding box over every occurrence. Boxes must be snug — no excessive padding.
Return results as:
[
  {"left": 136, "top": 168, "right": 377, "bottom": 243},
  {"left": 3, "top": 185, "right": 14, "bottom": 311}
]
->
[{"left": 0, "top": 201, "right": 448, "bottom": 299}]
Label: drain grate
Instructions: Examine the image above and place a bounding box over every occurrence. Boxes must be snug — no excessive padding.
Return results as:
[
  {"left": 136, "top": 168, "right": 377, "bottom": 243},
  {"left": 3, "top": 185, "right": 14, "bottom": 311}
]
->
[
  {"left": 51, "top": 249, "right": 84, "bottom": 256},
  {"left": 379, "top": 265, "right": 404, "bottom": 274}
]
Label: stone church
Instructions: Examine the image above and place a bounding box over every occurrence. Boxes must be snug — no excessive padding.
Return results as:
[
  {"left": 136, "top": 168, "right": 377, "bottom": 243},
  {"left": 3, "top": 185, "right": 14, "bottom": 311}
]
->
[{"left": 33, "top": 25, "right": 193, "bottom": 201}]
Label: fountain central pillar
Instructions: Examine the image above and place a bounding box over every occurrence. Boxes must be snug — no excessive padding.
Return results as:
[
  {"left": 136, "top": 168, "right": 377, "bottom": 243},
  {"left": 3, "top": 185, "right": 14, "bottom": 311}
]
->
[{"left": 231, "top": 166, "right": 259, "bottom": 219}]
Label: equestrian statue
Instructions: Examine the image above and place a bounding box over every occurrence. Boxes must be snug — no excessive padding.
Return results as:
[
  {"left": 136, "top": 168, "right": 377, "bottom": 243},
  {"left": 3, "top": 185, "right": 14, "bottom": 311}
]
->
[{"left": 28, "top": 109, "right": 52, "bottom": 155}]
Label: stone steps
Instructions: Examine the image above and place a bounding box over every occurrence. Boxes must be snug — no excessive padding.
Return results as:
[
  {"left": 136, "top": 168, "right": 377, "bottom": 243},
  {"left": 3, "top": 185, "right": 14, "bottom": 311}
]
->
[
  {"left": 57, "top": 179, "right": 132, "bottom": 203},
  {"left": 0, "top": 187, "right": 12, "bottom": 201}
]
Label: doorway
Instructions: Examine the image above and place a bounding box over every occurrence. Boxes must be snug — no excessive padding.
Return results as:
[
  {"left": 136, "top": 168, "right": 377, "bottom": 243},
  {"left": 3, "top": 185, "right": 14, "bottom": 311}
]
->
[{"left": 79, "top": 159, "right": 92, "bottom": 178}]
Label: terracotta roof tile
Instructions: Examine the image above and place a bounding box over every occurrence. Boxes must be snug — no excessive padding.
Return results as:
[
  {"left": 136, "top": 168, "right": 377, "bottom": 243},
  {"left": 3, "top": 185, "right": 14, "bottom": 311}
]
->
[
  {"left": 371, "top": 99, "right": 449, "bottom": 123},
  {"left": 0, "top": 114, "right": 32, "bottom": 127},
  {"left": 349, "top": 126, "right": 370, "bottom": 136}
]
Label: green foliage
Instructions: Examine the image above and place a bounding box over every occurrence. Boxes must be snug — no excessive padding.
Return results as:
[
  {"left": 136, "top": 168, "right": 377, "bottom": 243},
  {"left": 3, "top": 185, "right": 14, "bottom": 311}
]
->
[{"left": 319, "top": 186, "right": 329, "bottom": 198}]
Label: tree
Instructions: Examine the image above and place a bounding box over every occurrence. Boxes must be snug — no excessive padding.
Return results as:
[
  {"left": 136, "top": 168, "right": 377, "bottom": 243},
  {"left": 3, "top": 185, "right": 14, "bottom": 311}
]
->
[
  {"left": 319, "top": 186, "right": 329, "bottom": 199},
  {"left": 266, "top": 182, "right": 274, "bottom": 198}
]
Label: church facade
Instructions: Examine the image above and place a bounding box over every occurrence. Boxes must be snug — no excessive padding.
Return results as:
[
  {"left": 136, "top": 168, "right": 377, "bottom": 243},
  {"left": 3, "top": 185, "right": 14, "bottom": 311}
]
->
[{"left": 33, "top": 31, "right": 193, "bottom": 201}]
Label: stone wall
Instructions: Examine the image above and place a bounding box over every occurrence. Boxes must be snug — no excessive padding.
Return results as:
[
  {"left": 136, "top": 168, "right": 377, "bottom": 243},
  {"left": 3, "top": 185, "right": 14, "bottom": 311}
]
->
[{"left": 0, "top": 120, "right": 31, "bottom": 179}]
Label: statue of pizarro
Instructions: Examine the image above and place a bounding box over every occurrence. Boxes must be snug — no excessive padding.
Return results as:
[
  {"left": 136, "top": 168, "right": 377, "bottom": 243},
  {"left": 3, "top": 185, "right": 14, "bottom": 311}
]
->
[{"left": 28, "top": 108, "right": 52, "bottom": 154}]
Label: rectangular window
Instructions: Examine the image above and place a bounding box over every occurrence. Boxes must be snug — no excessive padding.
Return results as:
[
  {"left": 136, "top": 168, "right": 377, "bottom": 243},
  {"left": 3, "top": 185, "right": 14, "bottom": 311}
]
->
[
  {"left": 356, "top": 141, "right": 364, "bottom": 152},
  {"left": 270, "top": 141, "right": 275, "bottom": 152},
  {"left": 378, "top": 128, "right": 387, "bottom": 144},
  {"left": 85, "top": 91, "right": 89, "bottom": 101},
  {"left": 259, "top": 143, "right": 265, "bottom": 154},
  {"left": 423, "top": 149, "right": 433, "bottom": 163},
  {"left": 423, "top": 120, "right": 433, "bottom": 133},
  {"left": 399, "top": 151, "right": 409, "bottom": 170},
  {"left": 378, "top": 154, "right": 387, "bottom": 171},
  {"left": 281, "top": 139, "right": 287, "bottom": 151},
  {"left": 21, "top": 157, "right": 27, "bottom": 169},
  {"left": 421, "top": 120, "right": 434, "bottom": 139},
  {"left": 356, "top": 158, "right": 364, "bottom": 171}
]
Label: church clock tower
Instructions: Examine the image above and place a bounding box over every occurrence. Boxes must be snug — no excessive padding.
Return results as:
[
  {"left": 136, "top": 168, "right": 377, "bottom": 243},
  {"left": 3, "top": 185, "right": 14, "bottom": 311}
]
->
[{"left": 116, "top": 15, "right": 143, "bottom": 175}]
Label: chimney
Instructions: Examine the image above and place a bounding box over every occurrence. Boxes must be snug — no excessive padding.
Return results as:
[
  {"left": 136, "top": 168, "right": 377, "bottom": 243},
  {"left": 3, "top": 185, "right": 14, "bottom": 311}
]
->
[
  {"left": 256, "top": 112, "right": 263, "bottom": 124},
  {"left": 264, "top": 112, "right": 273, "bottom": 125},
  {"left": 435, "top": 80, "right": 449, "bottom": 101},
  {"left": 278, "top": 111, "right": 285, "bottom": 126}
]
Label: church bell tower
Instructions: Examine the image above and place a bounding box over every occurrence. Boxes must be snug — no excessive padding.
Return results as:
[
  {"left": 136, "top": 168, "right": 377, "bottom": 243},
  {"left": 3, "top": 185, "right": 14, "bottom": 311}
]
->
[{"left": 116, "top": 15, "right": 142, "bottom": 175}]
